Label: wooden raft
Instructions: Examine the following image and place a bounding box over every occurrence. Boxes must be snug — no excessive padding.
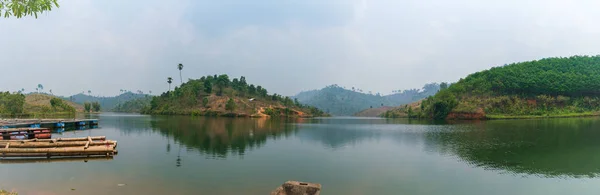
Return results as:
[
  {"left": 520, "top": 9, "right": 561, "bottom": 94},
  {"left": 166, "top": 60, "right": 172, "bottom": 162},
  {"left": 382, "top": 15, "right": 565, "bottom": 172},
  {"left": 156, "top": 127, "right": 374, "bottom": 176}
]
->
[{"left": 0, "top": 136, "right": 118, "bottom": 158}]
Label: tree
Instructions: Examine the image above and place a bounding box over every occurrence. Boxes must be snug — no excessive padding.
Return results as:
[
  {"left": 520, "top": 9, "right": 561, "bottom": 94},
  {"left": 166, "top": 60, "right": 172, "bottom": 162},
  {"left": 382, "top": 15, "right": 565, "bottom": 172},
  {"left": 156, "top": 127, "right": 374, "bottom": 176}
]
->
[
  {"left": 204, "top": 80, "right": 212, "bottom": 94},
  {"left": 440, "top": 82, "right": 449, "bottom": 90},
  {"left": 202, "top": 97, "right": 209, "bottom": 107},
  {"left": 177, "top": 63, "right": 184, "bottom": 85},
  {"left": 0, "top": 0, "right": 59, "bottom": 18},
  {"left": 84, "top": 102, "right": 91, "bottom": 112},
  {"left": 87, "top": 90, "right": 91, "bottom": 96},
  {"left": 167, "top": 77, "right": 173, "bottom": 91},
  {"left": 92, "top": 101, "right": 101, "bottom": 112},
  {"left": 37, "top": 84, "right": 43, "bottom": 93},
  {"left": 49, "top": 89, "right": 53, "bottom": 95},
  {"left": 215, "top": 74, "right": 230, "bottom": 96},
  {"left": 225, "top": 98, "right": 236, "bottom": 111},
  {"left": 239, "top": 76, "right": 247, "bottom": 86},
  {"left": 248, "top": 84, "right": 256, "bottom": 95}
]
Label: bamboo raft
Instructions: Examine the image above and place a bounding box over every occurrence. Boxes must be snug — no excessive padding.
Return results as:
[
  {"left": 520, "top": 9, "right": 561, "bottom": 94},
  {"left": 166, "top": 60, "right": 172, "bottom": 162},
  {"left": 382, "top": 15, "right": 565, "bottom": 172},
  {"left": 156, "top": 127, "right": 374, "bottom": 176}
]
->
[{"left": 0, "top": 136, "right": 118, "bottom": 159}]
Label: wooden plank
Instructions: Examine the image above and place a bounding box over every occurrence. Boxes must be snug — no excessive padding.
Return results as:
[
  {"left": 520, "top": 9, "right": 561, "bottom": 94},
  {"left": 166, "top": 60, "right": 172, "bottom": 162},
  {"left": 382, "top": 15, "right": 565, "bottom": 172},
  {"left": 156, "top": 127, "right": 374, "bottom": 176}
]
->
[
  {"left": 0, "top": 146, "right": 115, "bottom": 153},
  {"left": 0, "top": 152, "right": 114, "bottom": 158},
  {"left": 0, "top": 136, "right": 106, "bottom": 142},
  {"left": 0, "top": 141, "right": 116, "bottom": 148},
  {"left": 0, "top": 156, "right": 113, "bottom": 164}
]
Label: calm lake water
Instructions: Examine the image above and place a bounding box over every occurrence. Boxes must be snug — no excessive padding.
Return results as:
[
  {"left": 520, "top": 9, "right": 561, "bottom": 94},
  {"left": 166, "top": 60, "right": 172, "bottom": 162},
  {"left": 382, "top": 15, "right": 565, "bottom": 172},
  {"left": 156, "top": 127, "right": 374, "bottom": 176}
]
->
[{"left": 2, "top": 114, "right": 600, "bottom": 194}]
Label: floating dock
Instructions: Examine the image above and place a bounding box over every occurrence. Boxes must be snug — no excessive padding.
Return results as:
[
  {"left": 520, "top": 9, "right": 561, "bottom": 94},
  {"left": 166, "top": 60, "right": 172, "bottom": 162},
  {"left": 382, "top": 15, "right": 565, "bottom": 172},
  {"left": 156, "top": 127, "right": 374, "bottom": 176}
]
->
[
  {"left": 0, "top": 136, "right": 117, "bottom": 159},
  {"left": 0, "top": 119, "right": 99, "bottom": 129},
  {"left": 0, "top": 128, "right": 52, "bottom": 140}
]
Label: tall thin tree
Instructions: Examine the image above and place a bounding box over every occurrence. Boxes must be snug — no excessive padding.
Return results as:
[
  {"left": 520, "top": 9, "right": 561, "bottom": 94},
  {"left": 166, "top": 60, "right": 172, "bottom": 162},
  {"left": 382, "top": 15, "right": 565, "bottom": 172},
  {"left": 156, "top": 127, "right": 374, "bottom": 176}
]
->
[
  {"left": 167, "top": 77, "right": 173, "bottom": 92},
  {"left": 177, "top": 63, "right": 184, "bottom": 85}
]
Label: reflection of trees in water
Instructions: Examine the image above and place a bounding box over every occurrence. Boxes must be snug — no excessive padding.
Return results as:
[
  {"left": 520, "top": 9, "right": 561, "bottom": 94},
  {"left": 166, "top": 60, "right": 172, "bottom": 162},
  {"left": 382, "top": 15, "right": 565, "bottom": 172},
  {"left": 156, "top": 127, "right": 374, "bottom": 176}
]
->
[
  {"left": 150, "top": 116, "right": 298, "bottom": 158},
  {"left": 297, "top": 118, "right": 439, "bottom": 149},
  {"left": 426, "top": 118, "right": 600, "bottom": 178}
]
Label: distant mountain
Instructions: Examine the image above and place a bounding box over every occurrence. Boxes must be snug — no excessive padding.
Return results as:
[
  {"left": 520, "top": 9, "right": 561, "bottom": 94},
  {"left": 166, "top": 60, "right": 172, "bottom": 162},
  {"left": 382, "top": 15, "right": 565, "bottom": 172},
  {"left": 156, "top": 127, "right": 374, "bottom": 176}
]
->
[
  {"left": 64, "top": 92, "right": 150, "bottom": 111},
  {"left": 294, "top": 84, "right": 441, "bottom": 116}
]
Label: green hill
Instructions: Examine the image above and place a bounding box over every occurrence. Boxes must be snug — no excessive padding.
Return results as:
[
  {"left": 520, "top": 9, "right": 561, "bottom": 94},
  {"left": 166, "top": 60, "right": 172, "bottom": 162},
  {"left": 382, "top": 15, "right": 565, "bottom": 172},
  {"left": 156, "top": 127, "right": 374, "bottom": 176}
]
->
[
  {"left": 1, "top": 92, "right": 80, "bottom": 117},
  {"left": 143, "top": 74, "right": 327, "bottom": 117},
  {"left": 294, "top": 83, "right": 440, "bottom": 116},
  {"left": 66, "top": 92, "right": 148, "bottom": 111},
  {"left": 384, "top": 55, "right": 600, "bottom": 119}
]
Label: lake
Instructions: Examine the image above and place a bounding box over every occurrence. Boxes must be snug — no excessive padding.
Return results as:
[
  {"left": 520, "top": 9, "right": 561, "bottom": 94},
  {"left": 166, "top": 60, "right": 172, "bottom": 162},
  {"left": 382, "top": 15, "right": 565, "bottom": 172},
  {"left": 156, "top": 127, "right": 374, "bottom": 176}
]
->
[{"left": 2, "top": 114, "right": 600, "bottom": 194}]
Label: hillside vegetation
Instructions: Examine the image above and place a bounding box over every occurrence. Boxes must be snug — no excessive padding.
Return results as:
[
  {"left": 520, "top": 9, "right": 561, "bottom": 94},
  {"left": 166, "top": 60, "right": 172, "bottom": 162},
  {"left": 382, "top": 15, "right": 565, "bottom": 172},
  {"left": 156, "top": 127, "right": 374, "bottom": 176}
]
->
[
  {"left": 295, "top": 83, "right": 440, "bottom": 116},
  {"left": 1, "top": 93, "right": 80, "bottom": 117},
  {"left": 384, "top": 56, "right": 600, "bottom": 119},
  {"left": 66, "top": 92, "right": 148, "bottom": 111},
  {"left": 113, "top": 96, "right": 152, "bottom": 113},
  {"left": 353, "top": 106, "right": 395, "bottom": 117},
  {"left": 143, "top": 75, "right": 327, "bottom": 117}
]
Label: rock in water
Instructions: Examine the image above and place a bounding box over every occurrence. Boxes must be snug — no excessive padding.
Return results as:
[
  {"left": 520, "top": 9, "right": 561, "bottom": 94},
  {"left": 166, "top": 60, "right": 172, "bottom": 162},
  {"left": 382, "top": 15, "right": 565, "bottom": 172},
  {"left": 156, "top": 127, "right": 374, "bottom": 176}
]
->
[{"left": 270, "top": 181, "right": 321, "bottom": 195}]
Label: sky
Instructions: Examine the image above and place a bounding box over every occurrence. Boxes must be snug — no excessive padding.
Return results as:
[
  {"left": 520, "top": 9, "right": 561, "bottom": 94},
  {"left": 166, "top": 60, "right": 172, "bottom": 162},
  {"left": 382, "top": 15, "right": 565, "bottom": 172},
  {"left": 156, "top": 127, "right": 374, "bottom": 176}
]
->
[{"left": 1, "top": 0, "right": 600, "bottom": 97}]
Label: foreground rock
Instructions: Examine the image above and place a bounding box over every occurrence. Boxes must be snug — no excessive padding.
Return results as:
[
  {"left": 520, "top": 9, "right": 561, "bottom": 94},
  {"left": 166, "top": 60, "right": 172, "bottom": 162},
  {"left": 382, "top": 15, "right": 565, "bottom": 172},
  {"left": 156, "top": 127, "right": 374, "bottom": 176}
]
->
[{"left": 270, "top": 181, "right": 321, "bottom": 195}]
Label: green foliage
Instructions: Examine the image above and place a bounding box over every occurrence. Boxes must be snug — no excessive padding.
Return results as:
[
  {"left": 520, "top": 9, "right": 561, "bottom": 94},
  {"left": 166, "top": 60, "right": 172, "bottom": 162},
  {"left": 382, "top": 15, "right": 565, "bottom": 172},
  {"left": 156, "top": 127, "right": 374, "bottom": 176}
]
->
[
  {"left": 202, "top": 97, "right": 209, "bottom": 107},
  {"left": 448, "top": 55, "right": 600, "bottom": 97},
  {"left": 385, "top": 55, "right": 600, "bottom": 119},
  {"left": 145, "top": 74, "right": 327, "bottom": 117},
  {"left": 113, "top": 96, "right": 152, "bottom": 113},
  {"left": 49, "top": 97, "right": 75, "bottom": 113},
  {"left": 91, "top": 101, "right": 101, "bottom": 112},
  {"left": 225, "top": 98, "right": 236, "bottom": 111},
  {"left": 0, "top": 91, "right": 25, "bottom": 115},
  {"left": 429, "top": 90, "right": 458, "bottom": 119},
  {"left": 83, "top": 102, "right": 91, "bottom": 112},
  {"left": 204, "top": 80, "right": 213, "bottom": 94},
  {"left": 0, "top": 0, "right": 58, "bottom": 18}
]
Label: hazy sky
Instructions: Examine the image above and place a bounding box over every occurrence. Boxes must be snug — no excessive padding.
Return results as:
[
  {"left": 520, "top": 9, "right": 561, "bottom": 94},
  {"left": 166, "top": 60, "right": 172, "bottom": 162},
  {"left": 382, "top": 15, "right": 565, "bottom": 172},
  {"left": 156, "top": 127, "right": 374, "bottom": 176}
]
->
[{"left": 1, "top": 0, "right": 599, "bottom": 97}]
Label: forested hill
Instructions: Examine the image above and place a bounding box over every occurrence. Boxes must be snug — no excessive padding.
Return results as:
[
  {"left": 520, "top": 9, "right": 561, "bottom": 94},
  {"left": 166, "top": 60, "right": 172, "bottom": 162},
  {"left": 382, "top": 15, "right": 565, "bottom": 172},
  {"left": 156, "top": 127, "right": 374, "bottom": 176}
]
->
[
  {"left": 143, "top": 74, "right": 327, "bottom": 117},
  {"left": 65, "top": 92, "right": 148, "bottom": 111},
  {"left": 383, "top": 55, "right": 600, "bottom": 119},
  {"left": 294, "top": 83, "right": 441, "bottom": 116}
]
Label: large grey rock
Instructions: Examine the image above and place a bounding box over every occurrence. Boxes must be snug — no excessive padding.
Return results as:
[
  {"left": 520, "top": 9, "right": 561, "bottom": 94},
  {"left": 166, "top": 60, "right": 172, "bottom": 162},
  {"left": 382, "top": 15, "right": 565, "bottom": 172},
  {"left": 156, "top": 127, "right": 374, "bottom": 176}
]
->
[{"left": 270, "top": 181, "right": 321, "bottom": 195}]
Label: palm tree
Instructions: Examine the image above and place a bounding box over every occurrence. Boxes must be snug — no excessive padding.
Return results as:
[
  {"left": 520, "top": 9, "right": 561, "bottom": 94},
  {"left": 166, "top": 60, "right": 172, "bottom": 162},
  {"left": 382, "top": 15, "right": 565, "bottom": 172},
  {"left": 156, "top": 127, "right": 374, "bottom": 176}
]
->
[
  {"left": 177, "top": 63, "right": 184, "bottom": 85},
  {"left": 21, "top": 88, "right": 24, "bottom": 93},
  {"left": 37, "top": 84, "right": 43, "bottom": 93},
  {"left": 49, "top": 89, "right": 53, "bottom": 95},
  {"left": 88, "top": 90, "right": 91, "bottom": 96},
  {"left": 167, "top": 77, "right": 173, "bottom": 91}
]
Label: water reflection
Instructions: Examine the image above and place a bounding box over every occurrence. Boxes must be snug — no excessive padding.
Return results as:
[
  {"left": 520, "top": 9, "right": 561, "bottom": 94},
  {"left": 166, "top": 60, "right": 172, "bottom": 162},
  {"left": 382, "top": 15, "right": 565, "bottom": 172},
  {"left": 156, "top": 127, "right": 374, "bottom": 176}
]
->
[
  {"left": 149, "top": 116, "right": 299, "bottom": 158},
  {"left": 426, "top": 118, "right": 600, "bottom": 178},
  {"left": 100, "top": 113, "right": 600, "bottom": 178}
]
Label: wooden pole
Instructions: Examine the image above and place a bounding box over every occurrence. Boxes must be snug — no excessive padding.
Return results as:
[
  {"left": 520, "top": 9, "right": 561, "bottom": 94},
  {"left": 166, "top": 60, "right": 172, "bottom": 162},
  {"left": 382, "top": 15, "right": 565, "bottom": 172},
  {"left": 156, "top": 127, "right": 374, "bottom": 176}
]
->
[
  {"left": 0, "top": 141, "right": 116, "bottom": 148},
  {"left": 0, "top": 146, "right": 115, "bottom": 153},
  {"left": 0, "top": 156, "right": 113, "bottom": 164},
  {"left": 0, "top": 152, "right": 114, "bottom": 158},
  {"left": 0, "top": 136, "right": 106, "bottom": 142}
]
